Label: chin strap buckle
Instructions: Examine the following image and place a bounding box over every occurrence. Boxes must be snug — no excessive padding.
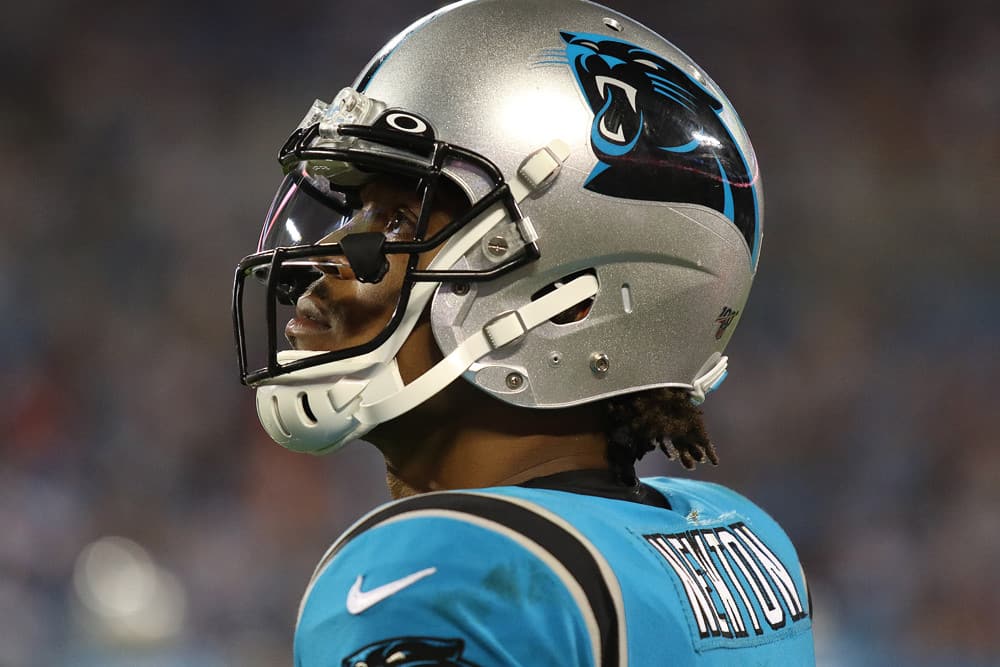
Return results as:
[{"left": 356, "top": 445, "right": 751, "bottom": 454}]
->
[
  {"left": 689, "top": 356, "right": 729, "bottom": 406},
  {"left": 510, "top": 139, "right": 572, "bottom": 201},
  {"left": 483, "top": 311, "right": 528, "bottom": 349},
  {"left": 517, "top": 139, "right": 571, "bottom": 191}
]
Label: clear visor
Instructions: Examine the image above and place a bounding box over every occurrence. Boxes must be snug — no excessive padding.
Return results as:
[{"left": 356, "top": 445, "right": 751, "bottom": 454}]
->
[
  {"left": 256, "top": 164, "right": 360, "bottom": 253},
  {"left": 238, "top": 161, "right": 473, "bottom": 376},
  {"left": 253, "top": 162, "right": 438, "bottom": 284}
]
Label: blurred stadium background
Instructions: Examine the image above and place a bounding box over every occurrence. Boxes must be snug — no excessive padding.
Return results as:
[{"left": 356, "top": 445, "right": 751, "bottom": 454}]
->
[{"left": 2, "top": 0, "right": 998, "bottom": 665}]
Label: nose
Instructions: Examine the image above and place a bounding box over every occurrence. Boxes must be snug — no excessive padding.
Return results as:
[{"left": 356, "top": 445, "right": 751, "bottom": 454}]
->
[
  {"left": 316, "top": 261, "right": 357, "bottom": 281},
  {"left": 271, "top": 265, "right": 322, "bottom": 305}
]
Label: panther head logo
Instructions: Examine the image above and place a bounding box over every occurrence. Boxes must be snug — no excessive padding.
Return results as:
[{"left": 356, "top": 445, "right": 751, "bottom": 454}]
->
[
  {"left": 342, "top": 636, "right": 480, "bottom": 667},
  {"left": 554, "top": 31, "right": 759, "bottom": 266}
]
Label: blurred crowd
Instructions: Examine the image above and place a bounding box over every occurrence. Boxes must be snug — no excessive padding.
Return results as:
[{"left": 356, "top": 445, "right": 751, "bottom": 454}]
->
[{"left": 2, "top": 0, "right": 997, "bottom": 665}]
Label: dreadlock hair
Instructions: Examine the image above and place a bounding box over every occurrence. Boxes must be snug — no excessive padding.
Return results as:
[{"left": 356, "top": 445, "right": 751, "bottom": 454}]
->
[{"left": 603, "top": 387, "right": 718, "bottom": 486}]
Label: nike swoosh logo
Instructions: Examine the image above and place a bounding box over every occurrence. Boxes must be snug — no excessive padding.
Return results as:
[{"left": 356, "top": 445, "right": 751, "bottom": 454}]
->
[{"left": 346, "top": 567, "right": 436, "bottom": 615}]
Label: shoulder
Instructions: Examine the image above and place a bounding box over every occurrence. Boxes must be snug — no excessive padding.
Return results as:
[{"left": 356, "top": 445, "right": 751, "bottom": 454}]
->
[
  {"left": 644, "top": 476, "right": 761, "bottom": 507},
  {"left": 303, "top": 489, "right": 619, "bottom": 603},
  {"left": 644, "top": 477, "right": 791, "bottom": 532},
  {"left": 642, "top": 477, "right": 813, "bottom": 622},
  {"left": 295, "top": 491, "right": 616, "bottom": 667},
  {"left": 642, "top": 477, "right": 805, "bottom": 567}
]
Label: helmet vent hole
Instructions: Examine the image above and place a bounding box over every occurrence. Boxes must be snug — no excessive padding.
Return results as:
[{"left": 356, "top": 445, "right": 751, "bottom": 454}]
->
[
  {"left": 621, "top": 283, "right": 633, "bottom": 314},
  {"left": 297, "top": 392, "right": 318, "bottom": 425},
  {"left": 603, "top": 17, "right": 624, "bottom": 32},
  {"left": 531, "top": 269, "right": 597, "bottom": 325},
  {"left": 270, "top": 396, "right": 292, "bottom": 438}
]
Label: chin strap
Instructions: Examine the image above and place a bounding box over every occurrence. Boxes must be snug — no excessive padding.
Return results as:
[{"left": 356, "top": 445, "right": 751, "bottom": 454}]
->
[
  {"left": 257, "top": 138, "right": 586, "bottom": 453},
  {"left": 688, "top": 355, "right": 728, "bottom": 406},
  {"left": 358, "top": 272, "right": 599, "bottom": 426},
  {"left": 259, "top": 272, "right": 599, "bottom": 454}
]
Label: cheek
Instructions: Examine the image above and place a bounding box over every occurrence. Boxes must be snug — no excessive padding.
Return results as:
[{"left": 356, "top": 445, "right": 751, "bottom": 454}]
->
[
  {"left": 416, "top": 210, "right": 454, "bottom": 271},
  {"left": 336, "top": 256, "right": 408, "bottom": 333}
]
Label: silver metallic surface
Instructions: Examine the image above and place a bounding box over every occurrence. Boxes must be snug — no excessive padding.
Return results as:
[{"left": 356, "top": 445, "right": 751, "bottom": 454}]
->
[{"left": 340, "top": 0, "right": 761, "bottom": 408}]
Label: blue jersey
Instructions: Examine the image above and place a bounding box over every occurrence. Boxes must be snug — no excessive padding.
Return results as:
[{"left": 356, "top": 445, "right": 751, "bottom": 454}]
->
[{"left": 295, "top": 473, "right": 814, "bottom": 666}]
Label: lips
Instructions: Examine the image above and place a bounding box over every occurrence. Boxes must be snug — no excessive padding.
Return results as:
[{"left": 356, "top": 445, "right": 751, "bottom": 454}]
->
[{"left": 285, "top": 295, "right": 332, "bottom": 346}]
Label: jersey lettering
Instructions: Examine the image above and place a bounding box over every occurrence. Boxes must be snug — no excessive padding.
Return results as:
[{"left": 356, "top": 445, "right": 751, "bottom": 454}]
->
[{"left": 644, "top": 522, "right": 808, "bottom": 641}]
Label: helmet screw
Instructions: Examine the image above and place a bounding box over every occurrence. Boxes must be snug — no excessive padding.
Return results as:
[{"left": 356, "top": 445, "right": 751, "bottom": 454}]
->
[
  {"left": 453, "top": 282, "right": 470, "bottom": 296},
  {"left": 505, "top": 372, "right": 525, "bottom": 390},
  {"left": 590, "top": 353, "right": 610, "bottom": 375},
  {"left": 486, "top": 236, "right": 509, "bottom": 257}
]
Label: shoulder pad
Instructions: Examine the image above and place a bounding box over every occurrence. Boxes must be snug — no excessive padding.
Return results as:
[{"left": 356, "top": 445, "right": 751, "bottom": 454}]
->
[{"left": 302, "top": 490, "right": 625, "bottom": 667}]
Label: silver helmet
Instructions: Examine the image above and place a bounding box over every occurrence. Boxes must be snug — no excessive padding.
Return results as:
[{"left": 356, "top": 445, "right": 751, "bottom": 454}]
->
[{"left": 233, "top": 0, "right": 762, "bottom": 454}]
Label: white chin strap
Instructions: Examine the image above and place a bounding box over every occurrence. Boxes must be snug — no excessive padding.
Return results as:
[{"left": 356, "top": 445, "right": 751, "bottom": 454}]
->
[
  {"left": 256, "top": 273, "right": 598, "bottom": 454},
  {"left": 256, "top": 139, "right": 581, "bottom": 454},
  {"left": 688, "top": 355, "right": 728, "bottom": 406}
]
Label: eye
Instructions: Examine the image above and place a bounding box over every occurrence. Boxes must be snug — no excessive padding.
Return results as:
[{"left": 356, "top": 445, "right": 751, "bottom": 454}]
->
[{"left": 385, "top": 207, "right": 418, "bottom": 240}]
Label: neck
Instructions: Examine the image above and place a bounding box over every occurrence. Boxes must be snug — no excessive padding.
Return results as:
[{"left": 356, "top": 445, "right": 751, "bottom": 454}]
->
[{"left": 370, "top": 385, "right": 609, "bottom": 499}]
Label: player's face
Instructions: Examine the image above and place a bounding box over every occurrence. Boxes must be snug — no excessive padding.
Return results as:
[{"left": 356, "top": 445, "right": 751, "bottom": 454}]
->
[{"left": 284, "top": 177, "right": 467, "bottom": 355}]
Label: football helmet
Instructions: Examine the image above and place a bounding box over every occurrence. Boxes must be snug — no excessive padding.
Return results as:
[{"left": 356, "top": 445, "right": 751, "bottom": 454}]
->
[{"left": 233, "top": 0, "right": 763, "bottom": 454}]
